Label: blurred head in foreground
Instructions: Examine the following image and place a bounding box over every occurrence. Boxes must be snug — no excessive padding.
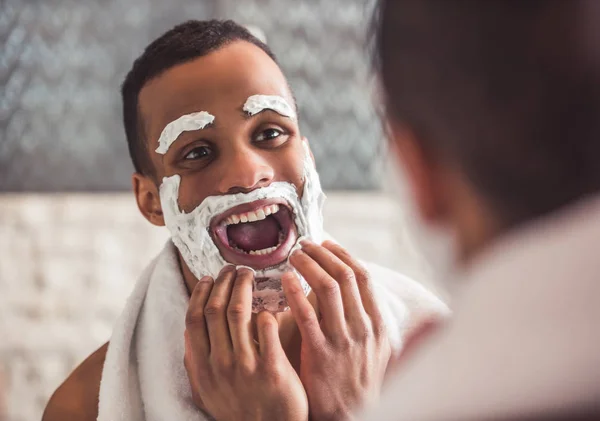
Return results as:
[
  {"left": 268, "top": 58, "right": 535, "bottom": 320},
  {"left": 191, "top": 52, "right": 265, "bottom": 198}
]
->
[
  {"left": 372, "top": 0, "right": 600, "bottom": 263},
  {"left": 364, "top": 3, "right": 600, "bottom": 420}
]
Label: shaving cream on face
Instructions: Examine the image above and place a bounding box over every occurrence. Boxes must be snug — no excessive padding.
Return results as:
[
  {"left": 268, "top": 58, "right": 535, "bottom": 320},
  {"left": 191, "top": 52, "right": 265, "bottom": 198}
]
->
[
  {"left": 243, "top": 94, "right": 297, "bottom": 121},
  {"left": 155, "top": 111, "right": 215, "bottom": 154},
  {"left": 160, "top": 141, "right": 325, "bottom": 312},
  {"left": 156, "top": 95, "right": 324, "bottom": 312}
]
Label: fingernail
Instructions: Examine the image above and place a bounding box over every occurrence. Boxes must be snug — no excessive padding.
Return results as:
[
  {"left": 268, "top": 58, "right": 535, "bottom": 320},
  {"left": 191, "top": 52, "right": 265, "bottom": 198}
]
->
[
  {"left": 291, "top": 248, "right": 304, "bottom": 258},
  {"left": 300, "top": 238, "right": 312, "bottom": 246},
  {"left": 199, "top": 275, "right": 213, "bottom": 283},
  {"left": 236, "top": 265, "right": 256, "bottom": 276},
  {"left": 220, "top": 264, "right": 235, "bottom": 274}
]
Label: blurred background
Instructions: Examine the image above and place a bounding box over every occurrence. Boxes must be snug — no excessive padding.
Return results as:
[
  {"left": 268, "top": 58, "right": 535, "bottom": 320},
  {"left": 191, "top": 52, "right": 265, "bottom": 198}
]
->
[{"left": 0, "top": 1, "right": 439, "bottom": 420}]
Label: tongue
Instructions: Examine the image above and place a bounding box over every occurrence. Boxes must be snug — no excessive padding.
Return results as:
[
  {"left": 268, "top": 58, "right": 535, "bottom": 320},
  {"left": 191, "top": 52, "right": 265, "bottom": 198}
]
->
[{"left": 227, "top": 216, "right": 280, "bottom": 251}]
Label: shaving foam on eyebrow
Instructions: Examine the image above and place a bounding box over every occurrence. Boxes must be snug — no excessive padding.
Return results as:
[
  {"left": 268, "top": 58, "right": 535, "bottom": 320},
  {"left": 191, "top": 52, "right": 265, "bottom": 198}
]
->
[
  {"left": 155, "top": 111, "right": 215, "bottom": 155},
  {"left": 159, "top": 140, "right": 325, "bottom": 312},
  {"left": 243, "top": 95, "right": 296, "bottom": 121}
]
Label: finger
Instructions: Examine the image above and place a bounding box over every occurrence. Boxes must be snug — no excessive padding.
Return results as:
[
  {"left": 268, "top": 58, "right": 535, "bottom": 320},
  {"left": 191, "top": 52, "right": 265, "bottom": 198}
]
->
[
  {"left": 256, "top": 311, "right": 285, "bottom": 362},
  {"left": 281, "top": 271, "right": 325, "bottom": 345},
  {"left": 185, "top": 276, "right": 214, "bottom": 357},
  {"left": 301, "top": 240, "right": 368, "bottom": 328},
  {"left": 227, "top": 267, "right": 256, "bottom": 356},
  {"left": 184, "top": 331, "right": 210, "bottom": 411},
  {"left": 205, "top": 266, "right": 236, "bottom": 355},
  {"left": 289, "top": 248, "right": 346, "bottom": 336},
  {"left": 322, "top": 240, "right": 385, "bottom": 328}
]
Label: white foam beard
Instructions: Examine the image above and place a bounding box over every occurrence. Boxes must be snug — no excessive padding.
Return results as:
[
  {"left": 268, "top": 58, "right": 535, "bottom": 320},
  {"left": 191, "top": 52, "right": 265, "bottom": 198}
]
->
[{"left": 159, "top": 141, "right": 326, "bottom": 312}]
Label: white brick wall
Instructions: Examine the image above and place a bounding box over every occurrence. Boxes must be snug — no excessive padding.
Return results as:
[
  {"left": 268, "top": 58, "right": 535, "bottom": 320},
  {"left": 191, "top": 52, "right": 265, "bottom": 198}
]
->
[{"left": 0, "top": 193, "right": 438, "bottom": 421}]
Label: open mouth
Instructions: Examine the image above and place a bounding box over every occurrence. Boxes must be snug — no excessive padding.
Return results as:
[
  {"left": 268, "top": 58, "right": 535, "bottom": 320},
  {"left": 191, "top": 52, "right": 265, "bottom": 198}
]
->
[{"left": 211, "top": 199, "right": 298, "bottom": 270}]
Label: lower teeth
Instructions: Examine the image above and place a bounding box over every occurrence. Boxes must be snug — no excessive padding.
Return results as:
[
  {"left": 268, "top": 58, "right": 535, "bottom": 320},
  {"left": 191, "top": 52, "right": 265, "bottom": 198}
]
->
[
  {"left": 231, "top": 231, "right": 286, "bottom": 256},
  {"left": 249, "top": 246, "right": 277, "bottom": 256}
]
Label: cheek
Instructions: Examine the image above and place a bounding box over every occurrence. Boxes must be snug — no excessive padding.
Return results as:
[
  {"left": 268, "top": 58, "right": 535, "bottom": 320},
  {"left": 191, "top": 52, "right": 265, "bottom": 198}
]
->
[
  {"left": 272, "top": 139, "right": 306, "bottom": 195},
  {"left": 173, "top": 173, "right": 213, "bottom": 213}
]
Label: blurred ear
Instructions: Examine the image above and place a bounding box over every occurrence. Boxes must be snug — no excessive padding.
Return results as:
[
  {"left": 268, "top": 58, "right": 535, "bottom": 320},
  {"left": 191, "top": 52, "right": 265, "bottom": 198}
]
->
[
  {"left": 388, "top": 122, "right": 445, "bottom": 223},
  {"left": 132, "top": 173, "right": 165, "bottom": 226}
]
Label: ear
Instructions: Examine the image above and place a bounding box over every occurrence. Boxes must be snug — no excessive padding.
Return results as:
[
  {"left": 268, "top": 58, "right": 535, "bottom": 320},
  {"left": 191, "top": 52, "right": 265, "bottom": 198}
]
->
[
  {"left": 132, "top": 173, "right": 165, "bottom": 226},
  {"left": 388, "top": 122, "right": 445, "bottom": 223}
]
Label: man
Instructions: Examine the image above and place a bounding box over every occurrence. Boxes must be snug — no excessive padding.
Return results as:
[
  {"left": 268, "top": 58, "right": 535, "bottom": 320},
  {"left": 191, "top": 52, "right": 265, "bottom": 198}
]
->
[
  {"left": 42, "top": 20, "right": 446, "bottom": 421},
  {"left": 363, "top": 0, "right": 600, "bottom": 420}
]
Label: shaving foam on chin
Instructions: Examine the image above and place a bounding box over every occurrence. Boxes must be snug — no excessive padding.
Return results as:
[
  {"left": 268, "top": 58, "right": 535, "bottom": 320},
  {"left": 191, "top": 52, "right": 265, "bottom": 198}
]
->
[{"left": 159, "top": 141, "right": 326, "bottom": 312}]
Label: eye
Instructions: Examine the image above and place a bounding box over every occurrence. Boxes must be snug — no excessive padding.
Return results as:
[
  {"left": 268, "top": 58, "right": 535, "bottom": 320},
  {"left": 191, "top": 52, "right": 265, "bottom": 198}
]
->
[
  {"left": 184, "top": 145, "right": 212, "bottom": 160},
  {"left": 255, "top": 128, "right": 284, "bottom": 142}
]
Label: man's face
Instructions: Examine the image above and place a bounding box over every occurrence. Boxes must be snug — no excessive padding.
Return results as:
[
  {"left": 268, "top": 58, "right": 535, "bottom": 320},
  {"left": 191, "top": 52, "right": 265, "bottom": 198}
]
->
[{"left": 137, "top": 41, "right": 310, "bottom": 272}]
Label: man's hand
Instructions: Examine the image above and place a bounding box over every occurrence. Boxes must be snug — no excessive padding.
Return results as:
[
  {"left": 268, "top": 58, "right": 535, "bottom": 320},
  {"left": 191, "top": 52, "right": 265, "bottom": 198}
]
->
[
  {"left": 282, "top": 240, "right": 391, "bottom": 421},
  {"left": 184, "top": 266, "right": 309, "bottom": 421}
]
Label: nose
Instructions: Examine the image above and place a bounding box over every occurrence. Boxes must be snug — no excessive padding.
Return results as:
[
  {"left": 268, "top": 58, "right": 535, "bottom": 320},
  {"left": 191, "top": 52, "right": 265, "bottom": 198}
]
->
[{"left": 216, "top": 147, "right": 275, "bottom": 195}]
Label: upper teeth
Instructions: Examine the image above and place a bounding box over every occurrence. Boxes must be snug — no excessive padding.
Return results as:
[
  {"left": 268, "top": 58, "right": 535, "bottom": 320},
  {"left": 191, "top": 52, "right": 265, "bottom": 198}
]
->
[{"left": 223, "top": 204, "right": 280, "bottom": 226}]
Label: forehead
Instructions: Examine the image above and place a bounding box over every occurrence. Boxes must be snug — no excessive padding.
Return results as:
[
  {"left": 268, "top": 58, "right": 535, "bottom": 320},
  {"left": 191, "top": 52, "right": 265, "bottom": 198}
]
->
[{"left": 138, "top": 41, "right": 293, "bottom": 139}]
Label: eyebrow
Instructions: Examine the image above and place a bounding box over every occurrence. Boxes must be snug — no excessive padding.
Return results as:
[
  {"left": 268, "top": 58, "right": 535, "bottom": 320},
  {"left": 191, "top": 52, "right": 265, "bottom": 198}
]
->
[
  {"left": 155, "top": 111, "right": 215, "bottom": 155},
  {"left": 242, "top": 94, "right": 297, "bottom": 121}
]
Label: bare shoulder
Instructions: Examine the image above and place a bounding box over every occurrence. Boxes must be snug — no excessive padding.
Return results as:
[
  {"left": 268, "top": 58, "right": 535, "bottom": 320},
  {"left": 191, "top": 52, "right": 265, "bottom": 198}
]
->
[{"left": 42, "top": 342, "right": 109, "bottom": 421}]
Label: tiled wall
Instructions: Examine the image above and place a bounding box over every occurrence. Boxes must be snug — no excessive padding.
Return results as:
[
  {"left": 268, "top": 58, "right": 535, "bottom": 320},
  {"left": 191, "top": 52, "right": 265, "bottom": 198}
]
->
[
  {"left": 0, "top": 193, "right": 437, "bottom": 421},
  {"left": 1, "top": 0, "right": 382, "bottom": 191}
]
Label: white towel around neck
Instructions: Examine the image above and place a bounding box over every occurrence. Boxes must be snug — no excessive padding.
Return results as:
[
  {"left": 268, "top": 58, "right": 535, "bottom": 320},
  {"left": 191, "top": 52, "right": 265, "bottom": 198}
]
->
[{"left": 97, "top": 241, "right": 447, "bottom": 421}]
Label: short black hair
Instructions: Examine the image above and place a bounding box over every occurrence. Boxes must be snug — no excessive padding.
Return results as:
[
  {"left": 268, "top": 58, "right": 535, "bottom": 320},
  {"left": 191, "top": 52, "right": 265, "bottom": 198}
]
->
[
  {"left": 121, "top": 20, "right": 278, "bottom": 176},
  {"left": 372, "top": 0, "right": 600, "bottom": 229}
]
